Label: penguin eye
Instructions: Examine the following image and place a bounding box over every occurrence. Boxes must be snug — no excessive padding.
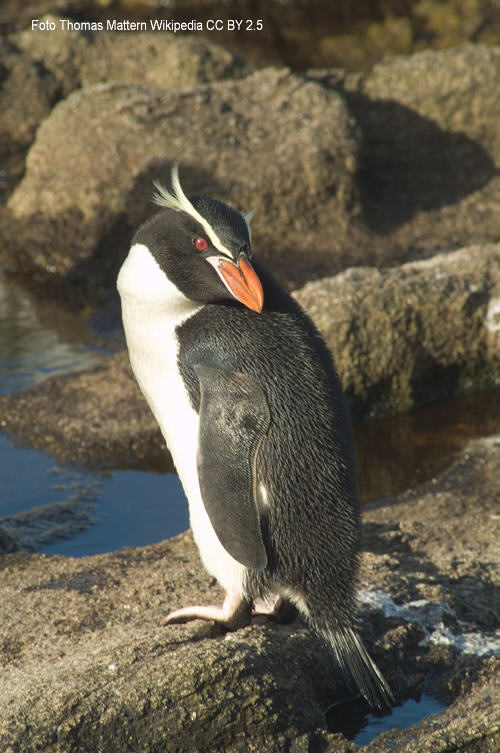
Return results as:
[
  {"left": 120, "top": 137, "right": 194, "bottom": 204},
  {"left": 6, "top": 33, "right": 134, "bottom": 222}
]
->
[{"left": 194, "top": 237, "right": 208, "bottom": 252}]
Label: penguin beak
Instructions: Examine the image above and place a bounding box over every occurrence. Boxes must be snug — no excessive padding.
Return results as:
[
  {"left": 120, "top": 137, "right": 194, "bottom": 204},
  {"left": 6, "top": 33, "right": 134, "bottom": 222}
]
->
[{"left": 206, "top": 254, "right": 264, "bottom": 313}]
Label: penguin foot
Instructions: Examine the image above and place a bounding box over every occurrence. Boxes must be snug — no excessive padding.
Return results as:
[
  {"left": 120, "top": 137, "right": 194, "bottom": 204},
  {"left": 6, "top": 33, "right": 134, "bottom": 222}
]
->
[
  {"left": 252, "top": 596, "right": 296, "bottom": 624},
  {"left": 159, "top": 591, "right": 252, "bottom": 631}
]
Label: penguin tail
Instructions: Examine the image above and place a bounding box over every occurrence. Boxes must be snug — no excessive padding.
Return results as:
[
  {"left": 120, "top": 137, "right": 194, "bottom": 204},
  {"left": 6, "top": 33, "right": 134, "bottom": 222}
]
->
[{"left": 316, "top": 622, "right": 394, "bottom": 710}]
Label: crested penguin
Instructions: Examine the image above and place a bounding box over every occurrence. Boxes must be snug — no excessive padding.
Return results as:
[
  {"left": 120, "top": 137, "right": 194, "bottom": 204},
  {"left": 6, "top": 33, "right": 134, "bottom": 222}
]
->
[{"left": 117, "top": 166, "right": 393, "bottom": 709}]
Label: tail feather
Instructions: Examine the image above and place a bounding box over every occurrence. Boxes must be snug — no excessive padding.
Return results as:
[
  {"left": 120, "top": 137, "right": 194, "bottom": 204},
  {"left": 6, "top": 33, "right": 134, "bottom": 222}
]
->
[{"left": 318, "top": 624, "right": 394, "bottom": 709}]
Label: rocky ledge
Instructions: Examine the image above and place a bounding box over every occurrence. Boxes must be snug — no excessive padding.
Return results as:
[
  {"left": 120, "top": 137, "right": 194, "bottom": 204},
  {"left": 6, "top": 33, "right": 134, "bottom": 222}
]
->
[{"left": 0, "top": 436, "right": 498, "bottom": 752}]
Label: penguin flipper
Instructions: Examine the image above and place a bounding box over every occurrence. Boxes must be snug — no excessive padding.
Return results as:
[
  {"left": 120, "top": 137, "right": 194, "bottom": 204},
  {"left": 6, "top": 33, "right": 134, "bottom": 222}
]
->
[{"left": 193, "top": 363, "right": 270, "bottom": 571}]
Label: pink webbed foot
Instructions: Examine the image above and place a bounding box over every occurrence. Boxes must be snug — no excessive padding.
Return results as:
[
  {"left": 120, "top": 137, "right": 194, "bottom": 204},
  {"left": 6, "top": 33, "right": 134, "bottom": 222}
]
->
[{"left": 159, "top": 591, "right": 252, "bottom": 631}]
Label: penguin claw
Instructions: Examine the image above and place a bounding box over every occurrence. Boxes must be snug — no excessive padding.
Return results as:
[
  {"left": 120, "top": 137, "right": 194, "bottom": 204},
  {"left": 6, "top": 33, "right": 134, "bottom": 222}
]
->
[{"left": 159, "top": 592, "right": 252, "bottom": 631}]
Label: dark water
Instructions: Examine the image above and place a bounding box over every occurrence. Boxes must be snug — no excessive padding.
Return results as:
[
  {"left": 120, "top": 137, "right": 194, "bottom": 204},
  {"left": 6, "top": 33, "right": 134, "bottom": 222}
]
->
[
  {"left": 355, "top": 387, "right": 500, "bottom": 504},
  {"left": 0, "top": 270, "right": 104, "bottom": 393},
  {"left": 327, "top": 694, "right": 448, "bottom": 746}
]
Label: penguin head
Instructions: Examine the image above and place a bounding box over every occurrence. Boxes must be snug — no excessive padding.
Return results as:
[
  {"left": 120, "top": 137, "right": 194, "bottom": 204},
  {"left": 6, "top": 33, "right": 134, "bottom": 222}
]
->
[{"left": 129, "top": 166, "right": 263, "bottom": 313}]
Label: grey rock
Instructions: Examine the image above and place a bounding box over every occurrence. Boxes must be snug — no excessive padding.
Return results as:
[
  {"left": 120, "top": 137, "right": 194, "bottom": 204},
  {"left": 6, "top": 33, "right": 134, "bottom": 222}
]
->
[
  {"left": 0, "top": 498, "right": 96, "bottom": 551},
  {"left": 336, "top": 44, "right": 500, "bottom": 262},
  {"left": 0, "top": 37, "right": 59, "bottom": 156},
  {"left": 295, "top": 242, "right": 500, "bottom": 418},
  {"left": 0, "top": 527, "right": 18, "bottom": 554},
  {"left": 1, "top": 68, "right": 360, "bottom": 291},
  {"left": 0, "top": 436, "right": 498, "bottom": 752}
]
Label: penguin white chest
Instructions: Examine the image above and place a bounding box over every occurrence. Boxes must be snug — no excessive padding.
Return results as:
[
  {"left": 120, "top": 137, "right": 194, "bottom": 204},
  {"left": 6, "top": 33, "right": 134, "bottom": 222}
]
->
[
  {"left": 117, "top": 243, "right": 200, "bottom": 480},
  {"left": 117, "top": 243, "right": 247, "bottom": 594}
]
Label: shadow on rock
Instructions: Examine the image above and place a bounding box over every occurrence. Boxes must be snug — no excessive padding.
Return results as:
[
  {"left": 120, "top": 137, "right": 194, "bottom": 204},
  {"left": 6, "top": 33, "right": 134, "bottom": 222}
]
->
[{"left": 343, "top": 92, "right": 497, "bottom": 235}]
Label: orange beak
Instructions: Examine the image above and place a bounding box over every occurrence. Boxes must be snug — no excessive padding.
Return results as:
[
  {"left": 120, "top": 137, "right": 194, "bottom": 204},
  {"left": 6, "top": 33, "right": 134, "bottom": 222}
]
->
[{"left": 206, "top": 255, "right": 264, "bottom": 313}]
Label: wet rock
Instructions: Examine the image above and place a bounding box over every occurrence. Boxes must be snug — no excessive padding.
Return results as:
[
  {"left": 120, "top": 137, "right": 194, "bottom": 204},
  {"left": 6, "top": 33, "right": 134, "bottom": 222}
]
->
[
  {"left": 295, "top": 242, "right": 500, "bottom": 418},
  {"left": 361, "top": 437, "right": 500, "bottom": 639},
  {"left": 366, "top": 665, "right": 499, "bottom": 753},
  {"left": 15, "top": 20, "right": 249, "bottom": 97},
  {"left": 357, "top": 435, "right": 500, "bottom": 751},
  {"left": 0, "top": 37, "right": 60, "bottom": 156},
  {"left": 0, "top": 498, "right": 96, "bottom": 551},
  {"left": 0, "top": 527, "right": 18, "bottom": 554},
  {"left": 1, "top": 242, "right": 498, "bottom": 465},
  {"left": 0, "top": 436, "right": 498, "bottom": 751},
  {"left": 0, "top": 353, "right": 168, "bottom": 470}
]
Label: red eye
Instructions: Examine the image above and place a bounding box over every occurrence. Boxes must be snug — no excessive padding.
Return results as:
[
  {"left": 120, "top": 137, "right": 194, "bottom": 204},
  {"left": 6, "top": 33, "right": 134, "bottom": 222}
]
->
[{"left": 194, "top": 237, "right": 208, "bottom": 251}]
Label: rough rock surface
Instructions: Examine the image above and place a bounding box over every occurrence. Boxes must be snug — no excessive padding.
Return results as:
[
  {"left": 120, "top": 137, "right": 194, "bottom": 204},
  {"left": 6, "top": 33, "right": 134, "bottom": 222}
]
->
[
  {"left": 0, "top": 23, "right": 248, "bottom": 158},
  {"left": 15, "top": 22, "right": 249, "bottom": 97},
  {"left": 3, "top": 0, "right": 498, "bottom": 73},
  {"left": 294, "top": 243, "right": 500, "bottom": 418},
  {"left": 1, "top": 243, "right": 498, "bottom": 466},
  {"left": 0, "top": 437, "right": 498, "bottom": 752},
  {"left": 0, "top": 36, "right": 60, "bottom": 156},
  {"left": 2, "top": 68, "right": 359, "bottom": 292},
  {"left": 334, "top": 44, "right": 500, "bottom": 260}
]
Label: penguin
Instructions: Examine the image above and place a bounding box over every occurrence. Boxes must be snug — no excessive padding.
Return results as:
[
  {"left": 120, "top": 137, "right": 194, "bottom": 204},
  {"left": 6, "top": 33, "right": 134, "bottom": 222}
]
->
[{"left": 117, "top": 165, "right": 393, "bottom": 709}]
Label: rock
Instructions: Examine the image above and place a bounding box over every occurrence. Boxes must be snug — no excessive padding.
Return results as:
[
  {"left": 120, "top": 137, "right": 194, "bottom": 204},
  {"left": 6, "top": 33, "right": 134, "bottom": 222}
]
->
[
  {"left": 413, "top": 0, "right": 500, "bottom": 50},
  {"left": 0, "top": 353, "right": 169, "bottom": 470},
  {"left": 13, "top": 17, "right": 90, "bottom": 95},
  {"left": 6, "top": 0, "right": 498, "bottom": 73},
  {"left": 0, "top": 527, "right": 18, "bottom": 554},
  {"left": 334, "top": 44, "right": 500, "bottom": 262},
  {"left": 0, "top": 436, "right": 498, "bottom": 752},
  {"left": 0, "top": 37, "right": 59, "bottom": 156},
  {"left": 15, "top": 20, "right": 249, "bottom": 97},
  {"left": 0, "top": 499, "right": 97, "bottom": 552},
  {"left": 0, "top": 21, "right": 248, "bottom": 174},
  {"left": 0, "top": 533, "right": 350, "bottom": 752},
  {"left": 1, "top": 67, "right": 360, "bottom": 292},
  {"left": 346, "top": 44, "right": 500, "bottom": 155},
  {"left": 361, "top": 437, "right": 500, "bottom": 637},
  {"left": 295, "top": 243, "right": 500, "bottom": 418},
  {"left": 1, "top": 242, "right": 498, "bottom": 465}
]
